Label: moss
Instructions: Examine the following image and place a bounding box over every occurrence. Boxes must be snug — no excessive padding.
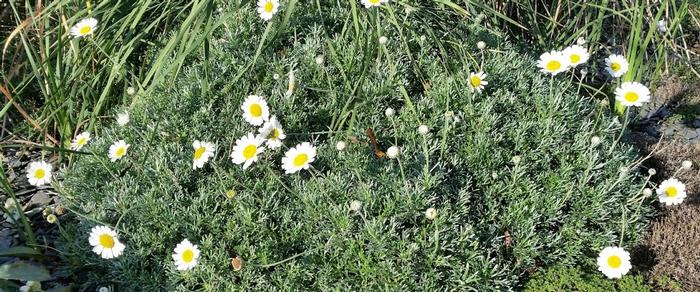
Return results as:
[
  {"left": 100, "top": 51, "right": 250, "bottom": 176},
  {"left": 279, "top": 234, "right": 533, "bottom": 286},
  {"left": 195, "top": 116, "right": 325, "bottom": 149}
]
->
[{"left": 524, "top": 265, "right": 652, "bottom": 292}]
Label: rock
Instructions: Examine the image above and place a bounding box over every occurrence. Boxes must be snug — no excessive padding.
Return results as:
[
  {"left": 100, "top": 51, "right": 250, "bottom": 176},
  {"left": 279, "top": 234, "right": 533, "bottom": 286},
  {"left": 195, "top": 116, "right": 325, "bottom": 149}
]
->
[
  {"left": 0, "top": 229, "right": 13, "bottom": 250},
  {"left": 644, "top": 127, "right": 659, "bottom": 137},
  {"left": 662, "top": 127, "right": 676, "bottom": 137},
  {"left": 26, "top": 192, "right": 52, "bottom": 208},
  {"left": 692, "top": 119, "right": 700, "bottom": 128}
]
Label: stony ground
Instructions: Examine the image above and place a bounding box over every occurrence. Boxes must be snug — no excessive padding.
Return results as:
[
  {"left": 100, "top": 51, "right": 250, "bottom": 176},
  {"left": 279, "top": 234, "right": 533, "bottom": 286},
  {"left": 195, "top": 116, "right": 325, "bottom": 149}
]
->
[
  {"left": 637, "top": 77, "right": 700, "bottom": 143},
  {"left": 0, "top": 148, "right": 71, "bottom": 289},
  {"left": 632, "top": 125, "right": 700, "bottom": 289}
]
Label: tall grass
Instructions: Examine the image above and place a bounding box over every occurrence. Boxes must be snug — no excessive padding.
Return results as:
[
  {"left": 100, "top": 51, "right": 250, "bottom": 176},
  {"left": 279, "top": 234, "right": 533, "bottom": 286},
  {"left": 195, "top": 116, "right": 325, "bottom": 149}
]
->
[
  {"left": 1, "top": 0, "right": 695, "bottom": 149},
  {"left": 1, "top": 0, "right": 218, "bottom": 148},
  {"left": 450, "top": 0, "right": 691, "bottom": 81}
]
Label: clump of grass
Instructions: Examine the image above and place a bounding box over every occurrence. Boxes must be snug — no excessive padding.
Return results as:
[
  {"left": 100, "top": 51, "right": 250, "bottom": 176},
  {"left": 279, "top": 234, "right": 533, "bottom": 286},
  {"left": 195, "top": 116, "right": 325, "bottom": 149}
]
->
[
  {"left": 55, "top": 2, "right": 652, "bottom": 290},
  {"left": 1, "top": 0, "right": 218, "bottom": 146},
  {"left": 458, "top": 0, "right": 692, "bottom": 80}
]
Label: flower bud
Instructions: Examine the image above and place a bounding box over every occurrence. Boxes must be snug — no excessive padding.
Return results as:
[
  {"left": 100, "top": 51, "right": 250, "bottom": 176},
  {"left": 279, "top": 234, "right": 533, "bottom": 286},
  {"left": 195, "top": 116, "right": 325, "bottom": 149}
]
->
[
  {"left": 349, "top": 200, "right": 362, "bottom": 212},
  {"left": 387, "top": 146, "right": 399, "bottom": 159},
  {"left": 418, "top": 125, "right": 429, "bottom": 135},
  {"left": 385, "top": 107, "right": 395, "bottom": 118},
  {"left": 682, "top": 160, "right": 692, "bottom": 170},
  {"left": 46, "top": 214, "right": 57, "bottom": 224}
]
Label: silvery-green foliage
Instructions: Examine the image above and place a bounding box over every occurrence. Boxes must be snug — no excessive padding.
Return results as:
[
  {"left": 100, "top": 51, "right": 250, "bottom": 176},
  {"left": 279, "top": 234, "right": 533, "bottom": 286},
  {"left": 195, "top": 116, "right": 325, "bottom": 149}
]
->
[{"left": 58, "top": 2, "right": 651, "bottom": 290}]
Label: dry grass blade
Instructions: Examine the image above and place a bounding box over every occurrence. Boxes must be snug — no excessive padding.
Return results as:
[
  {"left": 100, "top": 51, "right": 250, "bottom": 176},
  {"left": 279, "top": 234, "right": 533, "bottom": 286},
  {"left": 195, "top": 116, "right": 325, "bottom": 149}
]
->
[{"left": 0, "top": 84, "right": 57, "bottom": 144}]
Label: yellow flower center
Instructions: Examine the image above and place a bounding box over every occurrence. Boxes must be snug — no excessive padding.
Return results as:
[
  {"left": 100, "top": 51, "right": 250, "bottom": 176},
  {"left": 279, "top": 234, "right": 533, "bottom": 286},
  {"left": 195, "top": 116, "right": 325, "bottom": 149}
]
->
[
  {"left": 666, "top": 186, "right": 678, "bottom": 198},
  {"left": 293, "top": 153, "right": 308, "bottom": 167},
  {"left": 99, "top": 234, "right": 115, "bottom": 248},
  {"left": 250, "top": 104, "right": 262, "bottom": 117},
  {"left": 225, "top": 190, "right": 237, "bottom": 198},
  {"left": 269, "top": 128, "right": 281, "bottom": 139},
  {"left": 78, "top": 137, "right": 87, "bottom": 146},
  {"left": 611, "top": 62, "right": 621, "bottom": 72},
  {"left": 607, "top": 255, "right": 621, "bottom": 268},
  {"left": 470, "top": 75, "right": 481, "bottom": 87},
  {"left": 570, "top": 54, "right": 581, "bottom": 64},
  {"left": 243, "top": 145, "right": 257, "bottom": 159},
  {"left": 194, "top": 147, "right": 206, "bottom": 160},
  {"left": 79, "top": 26, "right": 92, "bottom": 35},
  {"left": 264, "top": 1, "right": 274, "bottom": 12},
  {"left": 182, "top": 249, "right": 194, "bottom": 263},
  {"left": 369, "top": 0, "right": 380, "bottom": 3},
  {"left": 34, "top": 169, "right": 45, "bottom": 179},
  {"left": 116, "top": 147, "right": 126, "bottom": 157},
  {"left": 546, "top": 60, "right": 561, "bottom": 71},
  {"left": 624, "top": 91, "right": 639, "bottom": 103}
]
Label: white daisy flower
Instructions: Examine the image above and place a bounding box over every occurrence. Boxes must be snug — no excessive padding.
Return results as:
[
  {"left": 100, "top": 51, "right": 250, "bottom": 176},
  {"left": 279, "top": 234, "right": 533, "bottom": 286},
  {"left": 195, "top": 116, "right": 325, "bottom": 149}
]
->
[
  {"left": 26, "top": 161, "right": 52, "bottom": 186},
  {"left": 257, "top": 0, "right": 280, "bottom": 21},
  {"left": 192, "top": 140, "right": 215, "bottom": 169},
  {"left": 71, "top": 132, "right": 91, "bottom": 151},
  {"left": 108, "top": 140, "right": 130, "bottom": 162},
  {"left": 656, "top": 178, "right": 686, "bottom": 205},
  {"left": 230, "top": 133, "right": 265, "bottom": 169},
  {"left": 614, "top": 82, "right": 651, "bottom": 107},
  {"left": 597, "top": 247, "right": 631, "bottom": 279},
  {"left": 537, "top": 50, "right": 570, "bottom": 75},
  {"left": 562, "top": 45, "right": 589, "bottom": 68},
  {"left": 477, "top": 41, "right": 486, "bottom": 50},
  {"left": 116, "top": 112, "right": 129, "bottom": 126},
  {"left": 88, "top": 226, "right": 125, "bottom": 259},
  {"left": 258, "top": 116, "right": 286, "bottom": 149},
  {"left": 468, "top": 72, "right": 488, "bottom": 93},
  {"left": 281, "top": 142, "right": 316, "bottom": 174},
  {"left": 172, "top": 239, "right": 200, "bottom": 271},
  {"left": 605, "top": 54, "right": 629, "bottom": 78},
  {"left": 336, "top": 141, "right": 346, "bottom": 151},
  {"left": 360, "top": 0, "right": 386, "bottom": 8},
  {"left": 285, "top": 67, "right": 296, "bottom": 98},
  {"left": 70, "top": 18, "right": 98, "bottom": 38},
  {"left": 241, "top": 95, "right": 270, "bottom": 126}
]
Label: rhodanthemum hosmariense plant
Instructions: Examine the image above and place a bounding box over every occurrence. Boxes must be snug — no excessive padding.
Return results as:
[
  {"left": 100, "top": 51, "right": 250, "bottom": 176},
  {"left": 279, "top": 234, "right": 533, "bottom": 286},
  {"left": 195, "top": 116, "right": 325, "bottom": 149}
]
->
[{"left": 54, "top": 1, "right": 653, "bottom": 290}]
